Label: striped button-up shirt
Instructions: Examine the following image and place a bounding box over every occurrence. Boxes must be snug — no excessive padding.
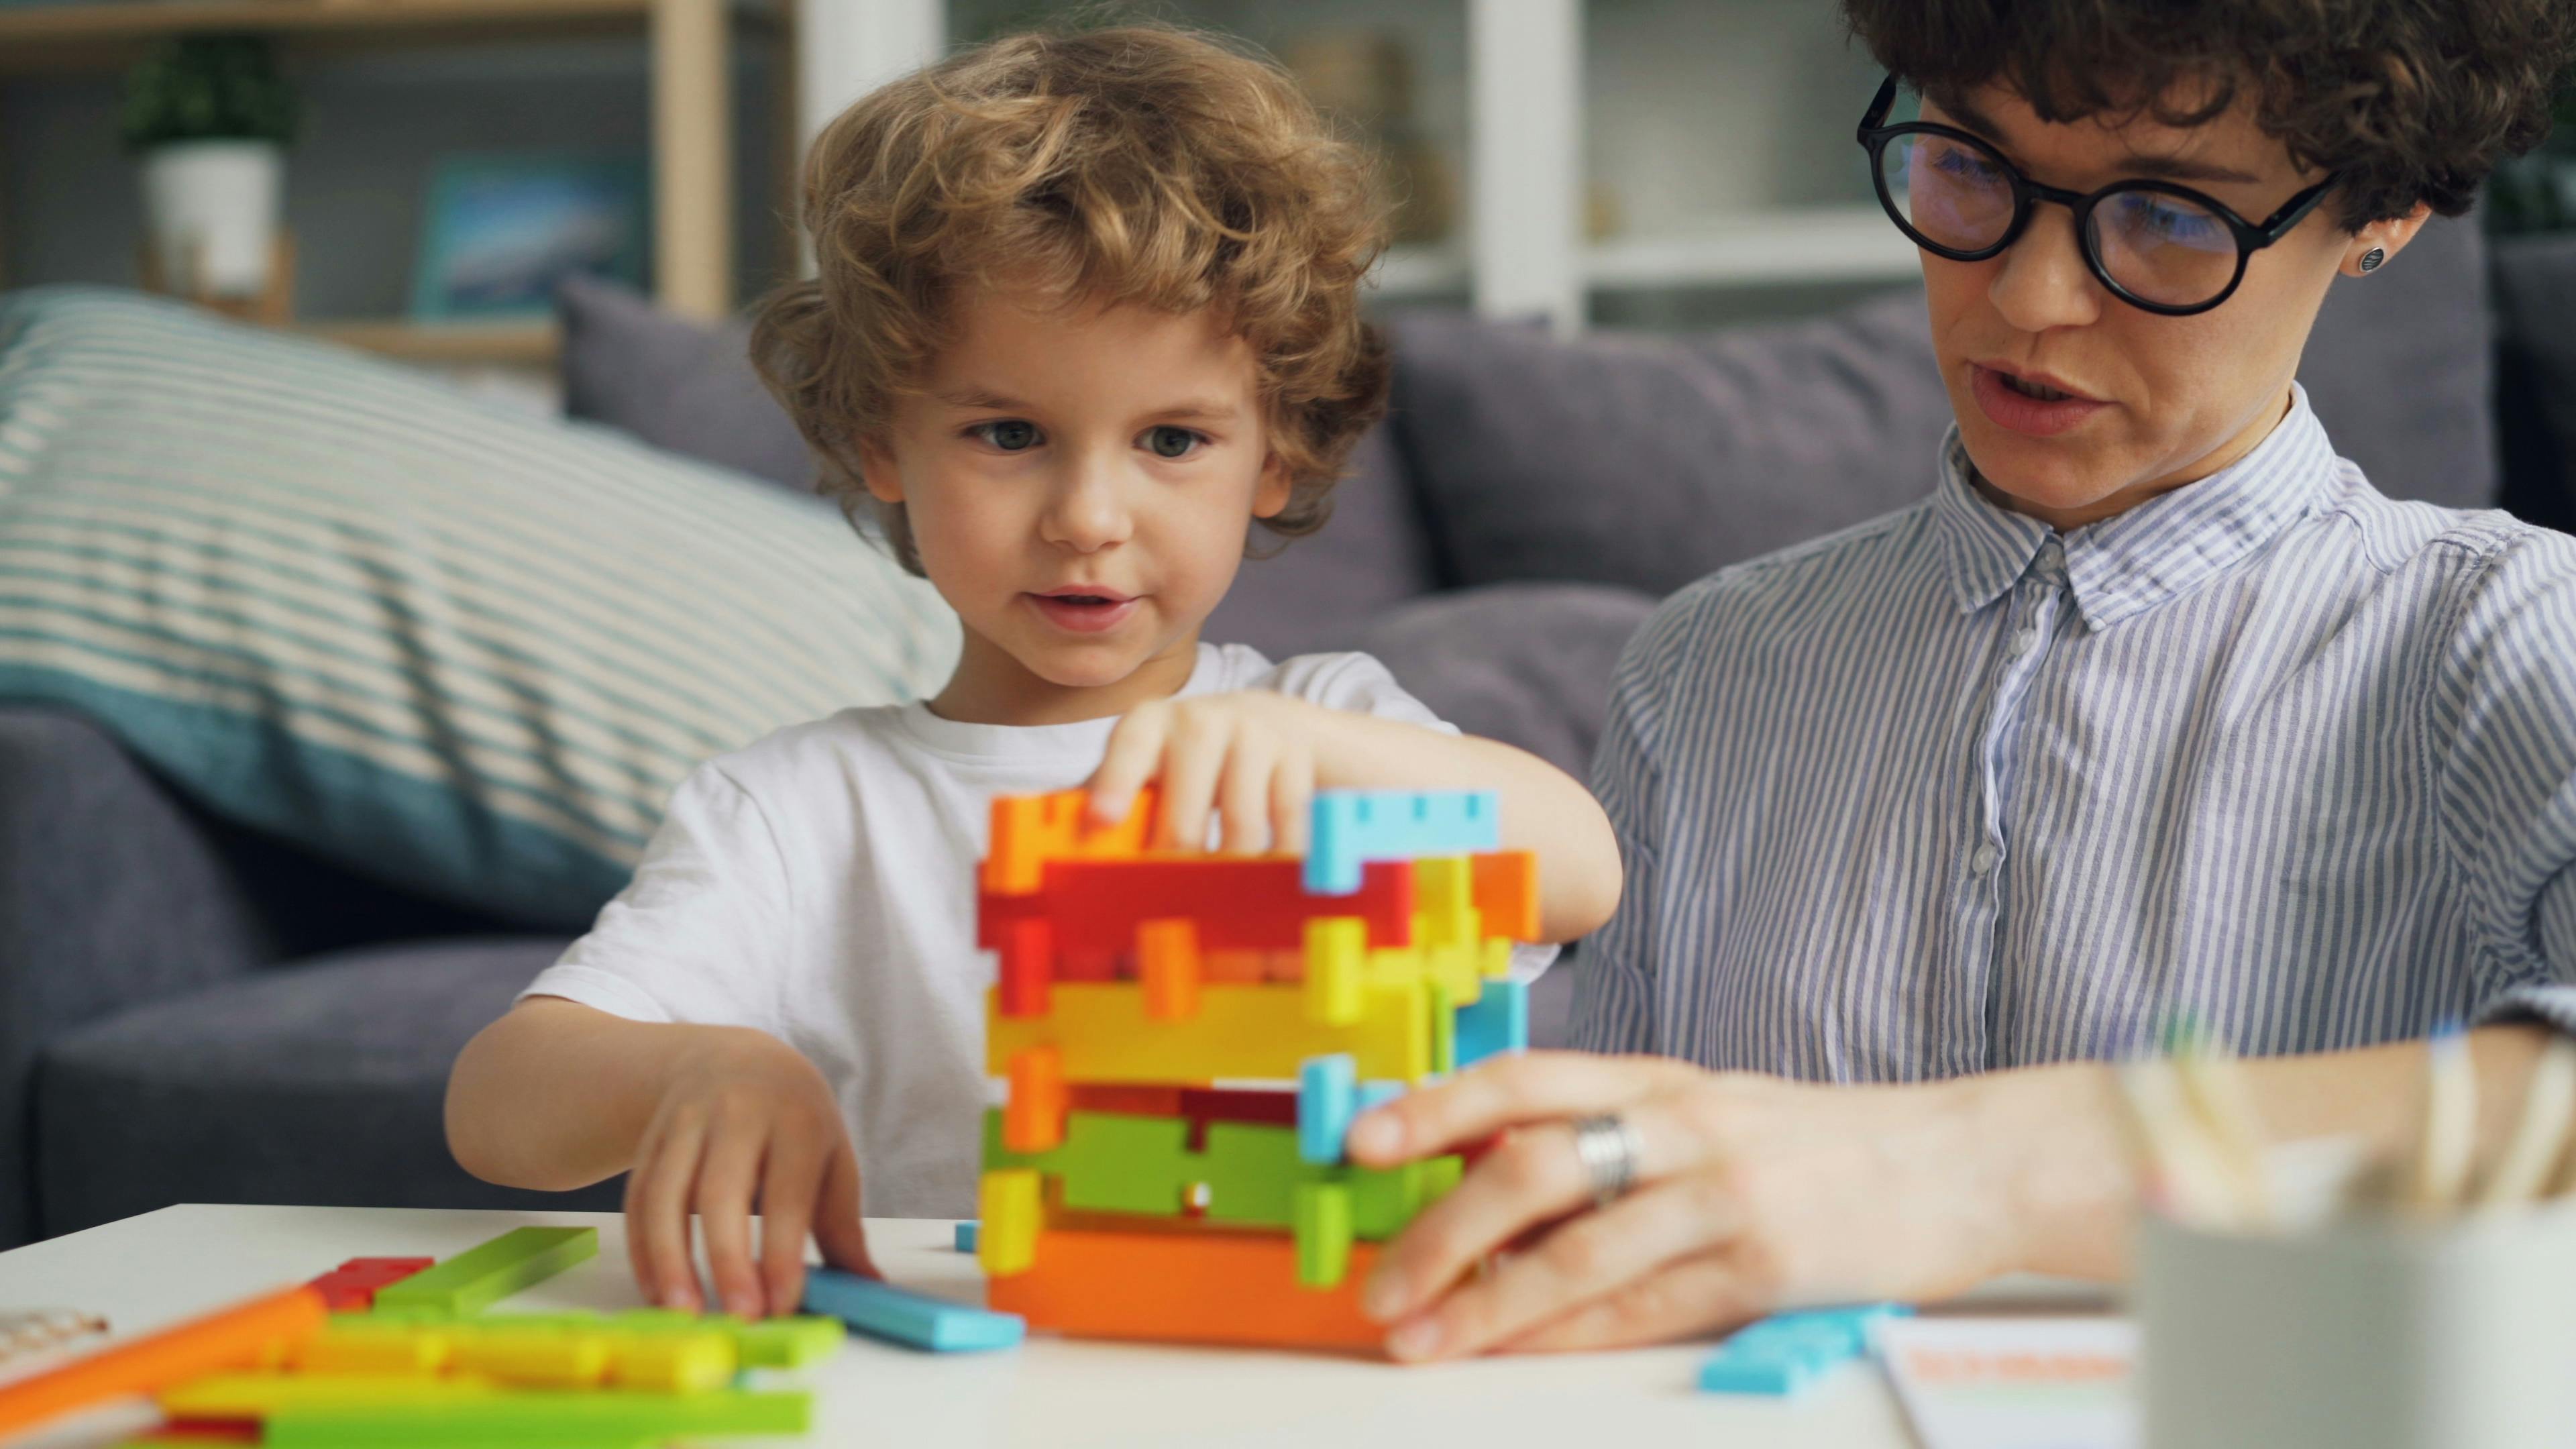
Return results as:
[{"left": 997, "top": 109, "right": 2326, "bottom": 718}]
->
[{"left": 1572, "top": 387, "right": 2576, "bottom": 1076}]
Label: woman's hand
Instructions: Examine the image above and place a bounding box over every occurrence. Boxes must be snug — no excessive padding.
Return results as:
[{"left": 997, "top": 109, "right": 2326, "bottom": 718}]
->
[
  {"left": 1346, "top": 1051, "right": 2073, "bottom": 1361},
  {"left": 1084, "top": 691, "right": 1328, "bottom": 854},
  {"left": 624, "top": 1028, "right": 876, "bottom": 1319}
]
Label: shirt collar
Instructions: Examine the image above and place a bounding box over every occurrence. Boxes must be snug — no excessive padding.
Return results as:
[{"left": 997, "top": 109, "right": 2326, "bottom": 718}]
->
[{"left": 1931, "top": 384, "right": 2340, "bottom": 632}]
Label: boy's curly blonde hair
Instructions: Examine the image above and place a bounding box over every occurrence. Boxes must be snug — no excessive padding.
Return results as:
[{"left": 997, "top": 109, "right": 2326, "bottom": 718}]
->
[{"left": 751, "top": 23, "right": 1393, "bottom": 574}]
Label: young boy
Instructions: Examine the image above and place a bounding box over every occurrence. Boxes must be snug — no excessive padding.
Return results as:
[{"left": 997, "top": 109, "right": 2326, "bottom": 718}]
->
[{"left": 444, "top": 25, "right": 1622, "bottom": 1325}]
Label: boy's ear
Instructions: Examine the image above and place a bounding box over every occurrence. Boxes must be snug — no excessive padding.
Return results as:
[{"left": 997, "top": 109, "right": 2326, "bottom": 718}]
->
[
  {"left": 1251, "top": 449, "right": 1294, "bottom": 520},
  {"left": 2341, "top": 202, "right": 2431, "bottom": 278},
  {"left": 853, "top": 433, "right": 906, "bottom": 505}
]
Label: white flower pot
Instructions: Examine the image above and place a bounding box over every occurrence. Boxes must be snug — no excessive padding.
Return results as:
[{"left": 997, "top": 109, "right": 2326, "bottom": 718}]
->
[{"left": 139, "top": 139, "right": 284, "bottom": 299}]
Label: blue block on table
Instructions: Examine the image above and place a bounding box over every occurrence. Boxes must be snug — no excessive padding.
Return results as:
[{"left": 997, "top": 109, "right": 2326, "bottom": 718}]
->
[
  {"left": 1454, "top": 979, "right": 1529, "bottom": 1068},
  {"left": 1697, "top": 1350, "right": 1819, "bottom": 1396},
  {"left": 802, "top": 1267, "right": 1023, "bottom": 1352},
  {"left": 953, "top": 1221, "right": 978, "bottom": 1253},
  {"left": 1697, "top": 1303, "right": 1911, "bottom": 1397},
  {"left": 1305, "top": 790, "right": 1501, "bottom": 894}
]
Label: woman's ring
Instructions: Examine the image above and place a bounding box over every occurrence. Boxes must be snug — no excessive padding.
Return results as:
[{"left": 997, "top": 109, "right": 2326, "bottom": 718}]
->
[{"left": 1569, "top": 1113, "right": 1645, "bottom": 1208}]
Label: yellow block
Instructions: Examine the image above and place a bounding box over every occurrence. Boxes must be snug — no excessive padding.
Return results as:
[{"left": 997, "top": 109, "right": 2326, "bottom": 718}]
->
[
  {"left": 1413, "top": 857, "right": 1485, "bottom": 952},
  {"left": 449, "top": 1328, "right": 612, "bottom": 1387},
  {"left": 294, "top": 1325, "right": 453, "bottom": 1375},
  {"left": 1304, "top": 918, "right": 1366, "bottom": 1025},
  {"left": 985, "top": 980, "right": 1432, "bottom": 1084},
  {"left": 610, "top": 1331, "right": 736, "bottom": 1392},
  {"left": 161, "top": 1373, "right": 506, "bottom": 1415},
  {"left": 979, "top": 1168, "right": 1042, "bottom": 1277}
]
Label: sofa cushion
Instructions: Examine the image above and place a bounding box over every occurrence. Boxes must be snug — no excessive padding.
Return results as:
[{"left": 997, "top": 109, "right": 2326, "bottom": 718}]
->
[
  {"left": 34, "top": 938, "right": 614, "bottom": 1238},
  {"left": 1392, "top": 213, "right": 2496, "bottom": 596},
  {"left": 558, "top": 275, "right": 819, "bottom": 494},
  {"left": 0, "top": 286, "right": 959, "bottom": 928},
  {"left": 1360, "top": 582, "right": 1657, "bottom": 781},
  {"left": 1203, "top": 421, "right": 1444, "bottom": 659}
]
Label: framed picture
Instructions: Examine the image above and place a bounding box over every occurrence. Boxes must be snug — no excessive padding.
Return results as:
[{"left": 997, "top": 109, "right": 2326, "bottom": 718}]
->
[{"left": 410, "top": 152, "right": 648, "bottom": 321}]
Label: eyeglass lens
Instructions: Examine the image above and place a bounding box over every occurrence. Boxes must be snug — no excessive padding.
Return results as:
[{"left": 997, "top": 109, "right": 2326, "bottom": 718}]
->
[{"left": 1876, "top": 131, "right": 2241, "bottom": 308}]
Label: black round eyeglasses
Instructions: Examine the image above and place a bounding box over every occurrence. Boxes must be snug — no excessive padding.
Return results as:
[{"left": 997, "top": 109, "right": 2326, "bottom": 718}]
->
[{"left": 1856, "top": 74, "right": 2339, "bottom": 317}]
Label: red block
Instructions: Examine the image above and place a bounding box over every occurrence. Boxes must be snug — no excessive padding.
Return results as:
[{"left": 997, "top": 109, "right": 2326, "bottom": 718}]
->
[
  {"left": 979, "top": 858, "right": 1415, "bottom": 957},
  {"left": 305, "top": 1257, "right": 435, "bottom": 1311},
  {"left": 998, "top": 918, "right": 1053, "bottom": 1018}
]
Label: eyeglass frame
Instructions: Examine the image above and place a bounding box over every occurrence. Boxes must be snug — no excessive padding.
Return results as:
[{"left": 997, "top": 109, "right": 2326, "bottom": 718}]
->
[{"left": 1855, "top": 74, "right": 2340, "bottom": 317}]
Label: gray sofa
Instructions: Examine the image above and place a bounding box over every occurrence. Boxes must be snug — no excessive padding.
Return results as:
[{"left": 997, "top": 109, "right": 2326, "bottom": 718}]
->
[{"left": 5, "top": 212, "right": 2565, "bottom": 1248}]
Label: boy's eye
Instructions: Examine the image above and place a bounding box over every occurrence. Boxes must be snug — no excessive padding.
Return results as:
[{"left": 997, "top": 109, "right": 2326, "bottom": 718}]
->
[
  {"left": 1143, "top": 426, "right": 1203, "bottom": 460},
  {"left": 969, "top": 420, "right": 1042, "bottom": 451}
]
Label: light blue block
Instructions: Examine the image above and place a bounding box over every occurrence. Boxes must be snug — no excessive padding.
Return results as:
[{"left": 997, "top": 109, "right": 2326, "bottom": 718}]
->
[
  {"left": 1697, "top": 1349, "right": 1819, "bottom": 1396},
  {"left": 802, "top": 1267, "right": 1023, "bottom": 1352},
  {"left": 1356, "top": 1081, "right": 1405, "bottom": 1115},
  {"left": 953, "top": 1221, "right": 978, "bottom": 1253},
  {"left": 1454, "top": 979, "right": 1530, "bottom": 1068},
  {"left": 1299, "top": 1054, "right": 1359, "bottom": 1165},
  {"left": 1305, "top": 790, "right": 1501, "bottom": 894}
]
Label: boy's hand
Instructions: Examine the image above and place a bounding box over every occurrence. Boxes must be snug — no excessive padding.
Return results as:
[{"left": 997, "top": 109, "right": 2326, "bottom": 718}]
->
[
  {"left": 624, "top": 1027, "right": 876, "bottom": 1318},
  {"left": 1086, "top": 692, "right": 1329, "bottom": 854}
]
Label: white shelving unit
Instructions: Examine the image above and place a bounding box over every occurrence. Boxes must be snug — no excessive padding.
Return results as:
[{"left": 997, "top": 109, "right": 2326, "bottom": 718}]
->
[{"left": 799, "top": 0, "right": 1900, "bottom": 333}]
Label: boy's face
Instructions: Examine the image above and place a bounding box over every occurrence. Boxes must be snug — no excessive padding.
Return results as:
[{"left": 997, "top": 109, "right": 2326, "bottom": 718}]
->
[
  {"left": 860, "top": 284, "right": 1289, "bottom": 720},
  {"left": 1917, "top": 82, "right": 2421, "bottom": 529}
]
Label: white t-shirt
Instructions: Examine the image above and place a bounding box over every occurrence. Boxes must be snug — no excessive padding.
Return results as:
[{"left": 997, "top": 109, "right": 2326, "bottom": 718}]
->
[{"left": 520, "top": 642, "right": 1553, "bottom": 1217}]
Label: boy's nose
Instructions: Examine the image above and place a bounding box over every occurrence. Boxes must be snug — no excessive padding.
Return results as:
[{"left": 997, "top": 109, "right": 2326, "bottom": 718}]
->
[
  {"left": 1038, "top": 454, "right": 1134, "bottom": 553},
  {"left": 1988, "top": 206, "right": 2104, "bottom": 335}
]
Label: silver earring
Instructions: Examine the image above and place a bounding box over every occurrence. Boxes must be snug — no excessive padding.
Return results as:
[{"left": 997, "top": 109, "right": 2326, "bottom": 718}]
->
[{"left": 2358, "top": 248, "right": 2385, "bottom": 273}]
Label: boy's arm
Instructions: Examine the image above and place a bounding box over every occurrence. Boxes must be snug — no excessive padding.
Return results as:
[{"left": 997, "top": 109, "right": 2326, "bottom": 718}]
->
[
  {"left": 1087, "top": 694, "right": 1621, "bottom": 944},
  {"left": 447, "top": 997, "right": 873, "bottom": 1318}
]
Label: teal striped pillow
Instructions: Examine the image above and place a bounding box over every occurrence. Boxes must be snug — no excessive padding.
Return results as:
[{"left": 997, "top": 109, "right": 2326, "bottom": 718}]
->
[{"left": 0, "top": 287, "right": 959, "bottom": 926}]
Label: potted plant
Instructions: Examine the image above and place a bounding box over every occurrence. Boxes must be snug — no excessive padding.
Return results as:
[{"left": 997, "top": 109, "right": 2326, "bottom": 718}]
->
[{"left": 121, "top": 35, "right": 299, "bottom": 301}]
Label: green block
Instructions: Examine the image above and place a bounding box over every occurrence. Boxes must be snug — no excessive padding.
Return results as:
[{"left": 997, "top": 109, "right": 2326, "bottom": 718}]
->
[
  {"left": 1201, "top": 1121, "right": 1304, "bottom": 1225},
  {"left": 260, "top": 1389, "right": 809, "bottom": 1447},
  {"left": 371, "top": 1228, "right": 599, "bottom": 1316},
  {"left": 1056, "top": 1112, "right": 1193, "bottom": 1214},
  {"left": 1426, "top": 1152, "right": 1464, "bottom": 1200},
  {"left": 737, "top": 1314, "right": 845, "bottom": 1367},
  {"left": 1293, "top": 1182, "right": 1354, "bottom": 1288}
]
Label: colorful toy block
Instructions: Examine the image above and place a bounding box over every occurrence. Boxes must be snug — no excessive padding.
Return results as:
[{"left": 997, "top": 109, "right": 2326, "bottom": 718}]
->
[
  {"left": 0, "top": 1285, "right": 329, "bottom": 1440},
  {"left": 1305, "top": 790, "right": 1500, "bottom": 894},
  {"left": 982, "top": 786, "right": 1159, "bottom": 896},
  {"left": 975, "top": 786, "right": 1538, "bottom": 1355},
  {"left": 1454, "top": 977, "right": 1530, "bottom": 1068},
  {"left": 370, "top": 1228, "right": 598, "bottom": 1316},
  {"left": 953, "top": 1221, "right": 979, "bottom": 1253},
  {"left": 305, "top": 1258, "right": 435, "bottom": 1312},
  {"left": 800, "top": 1269, "right": 1024, "bottom": 1353},
  {"left": 985, "top": 979, "right": 1434, "bottom": 1084},
  {"left": 1695, "top": 1304, "right": 1913, "bottom": 1397},
  {"left": 983, "top": 1228, "right": 1383, "bottom": 1351},
  {"left": 189, "top": 1384, "right": 811, "bottom": 1444},
  {"left": 1297, "top": 1055, "right": 1358, "bottom": 1164}
]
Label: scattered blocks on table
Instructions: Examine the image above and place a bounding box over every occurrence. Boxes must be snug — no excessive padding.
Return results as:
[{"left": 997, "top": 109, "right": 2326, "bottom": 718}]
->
[
  {"left": 1305, "top": 791, "right": 1500, "bottom": 894},
  {"left": 1454, "top": 977, "right": 1530, "bottom": 1069},
  {"left": 370, "top": 1227, "right": 598, "bottom": 1316},
  {"left": 305, "top": 1258, "right": 435, "bottom": 1312},
  {"left": 800, "top": 1269, "right": 1024, "bottom": 1354},
  {"left": 953, "top": 1221, "right": 979, "bottom": 1254},
  {"left": 0, "top": 1285, "right": 329, "bottom": 1442},
  {"left": 1695, "top": 1303, "right": 1913, "bottom": 1397}
]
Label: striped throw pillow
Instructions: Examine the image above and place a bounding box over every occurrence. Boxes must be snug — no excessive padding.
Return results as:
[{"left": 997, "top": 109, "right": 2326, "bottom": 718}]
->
[{"left": 0, "top": 287, "right": 959, "bottom": 927}]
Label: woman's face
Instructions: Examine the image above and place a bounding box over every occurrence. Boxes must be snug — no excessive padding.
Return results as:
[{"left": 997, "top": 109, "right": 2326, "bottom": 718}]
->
[{"left": 1918, "top": 83, "right": 2424, "bottom": 529}]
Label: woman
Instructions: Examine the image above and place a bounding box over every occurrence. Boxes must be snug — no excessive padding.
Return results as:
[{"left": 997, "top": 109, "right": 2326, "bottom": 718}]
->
[{"left": 1350, "top": 0, "right": 2576, "bottom": 1362}]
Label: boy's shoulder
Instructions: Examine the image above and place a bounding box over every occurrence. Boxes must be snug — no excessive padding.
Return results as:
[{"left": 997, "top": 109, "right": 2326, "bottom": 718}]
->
[{"left": 696, "top": 702, "right": 920, "bottom": 794}]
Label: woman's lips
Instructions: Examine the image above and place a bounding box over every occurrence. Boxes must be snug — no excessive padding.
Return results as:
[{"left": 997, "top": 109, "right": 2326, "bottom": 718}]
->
[
  {"left": 1971, "top": 364, "right": 2110, "bottom": 437},
  {"left": 1026, "top": 592, "right": 1138, "bottom": 633}
]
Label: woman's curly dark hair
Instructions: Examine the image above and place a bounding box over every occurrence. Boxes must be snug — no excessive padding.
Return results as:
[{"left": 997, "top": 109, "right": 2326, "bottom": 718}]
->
[{"left": 1843, "top": 0, "right": 2576, "bottom": 229}]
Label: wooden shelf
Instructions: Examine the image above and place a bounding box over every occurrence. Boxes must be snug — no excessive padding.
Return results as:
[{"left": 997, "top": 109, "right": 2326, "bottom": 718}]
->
[{"left": 299, "top": 317, "right": 560, "bottom": 366}]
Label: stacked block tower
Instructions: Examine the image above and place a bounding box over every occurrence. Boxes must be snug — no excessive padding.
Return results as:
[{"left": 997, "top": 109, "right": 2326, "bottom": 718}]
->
[{"left": 973, "top": 786, "right": 1540, "bottom": 1350}]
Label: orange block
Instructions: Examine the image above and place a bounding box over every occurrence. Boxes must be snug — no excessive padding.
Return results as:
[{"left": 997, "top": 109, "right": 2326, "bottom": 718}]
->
[
  {"left": 983, "top": 787, "right": 1160, "bottom": 896},
  {"left": 1470, "top": 851, "right": 1540, "bottom": 943},
  {"left": 984, "top": 1228, "right": 1385, "bottom": 1353},
  {"left": 1003, "top": 1046, "right": 1067, "bottom": 1152},
  {"left": 1203, "top": 949, "right": 1265, "bottom": 983},
  {"left": 1138, "top": 918, "right": 1201, "bottom": 1020},
  {"left": 0, "top": 1285, "right": 327, "bottom": 1440}
]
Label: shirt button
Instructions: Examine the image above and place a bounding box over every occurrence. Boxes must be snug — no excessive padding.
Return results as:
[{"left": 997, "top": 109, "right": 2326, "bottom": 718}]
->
[
  {"left": 2004, "top": 629, "right": 2041, "bottom": 659},
  {"left": 1970, "top": 843, "right": 2002, "bottom": 875}
]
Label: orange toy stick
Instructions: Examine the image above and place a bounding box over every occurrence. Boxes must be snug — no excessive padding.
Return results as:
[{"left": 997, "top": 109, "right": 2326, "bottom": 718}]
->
[
  {"left": 0, "top": 1284, "right": 327, "bottom": 1440},
  {"left": 986, "top": 1228, "right": 1384, "bottom": 1352}
]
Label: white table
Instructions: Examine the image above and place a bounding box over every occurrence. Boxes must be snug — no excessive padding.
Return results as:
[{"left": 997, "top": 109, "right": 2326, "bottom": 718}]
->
[{"left": 0, "top": 1203, "right": 2069, "bottom": 1448}]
